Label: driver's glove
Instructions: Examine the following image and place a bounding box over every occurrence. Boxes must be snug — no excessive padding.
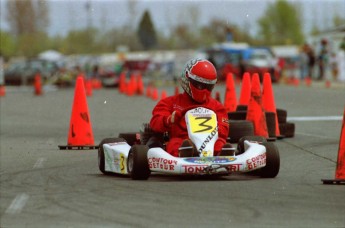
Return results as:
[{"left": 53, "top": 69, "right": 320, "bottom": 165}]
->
[{"left": 165, "top": 110, "right": 182, "bottom": 126}]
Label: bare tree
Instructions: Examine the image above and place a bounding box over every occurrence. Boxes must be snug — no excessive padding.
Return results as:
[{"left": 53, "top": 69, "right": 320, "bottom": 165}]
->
[
  {"left": 36, "top": 0, "right": 49, "bottom": 31},
  {"left": 6, "top": 0, "right": 49, "bottom": 37},
  {"left": 127, "top": 0, "right": 138, "bottom": 31}
]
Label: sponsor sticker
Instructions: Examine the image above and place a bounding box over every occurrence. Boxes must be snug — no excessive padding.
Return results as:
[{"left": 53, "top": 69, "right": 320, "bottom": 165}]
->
[
  {"left": 246, "top": 153, "right": 266, "bottom": 170},
  {"left": 184, "top": 157, "right": 236, "bottom": 164},
  {"left": 182, "top": 164, "right": 242, "bottom": 174},
  {"left": 148, "top": 157, "right": 177, "bottom": 171}
]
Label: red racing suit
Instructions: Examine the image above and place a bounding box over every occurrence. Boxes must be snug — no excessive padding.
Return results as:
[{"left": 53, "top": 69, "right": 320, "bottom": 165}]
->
[{"left": 150, "top": 92, "right": 229, "bottom": 157}]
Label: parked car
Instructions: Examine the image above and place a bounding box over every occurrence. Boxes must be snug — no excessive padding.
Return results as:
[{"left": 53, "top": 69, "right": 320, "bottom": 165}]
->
[
  {"left": 99, "top": 66, "right": 120, "bottom": 88},
  {"left": 205, "top": 43, "right": 249, "bottom": 81},
  {"left": 204, "top": 43, "right": 281, "bottom": 82},
  {"left": 4, "top": 59, "right": 60, "bottom": 85},
  {"left": 245, "top": 48, "right": 281, "bottom": 82}
]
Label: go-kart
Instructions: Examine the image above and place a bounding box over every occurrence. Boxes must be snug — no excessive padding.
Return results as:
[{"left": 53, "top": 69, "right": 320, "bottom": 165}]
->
[{"left": 98, "top": 107, "right": 280, "bottom": 180}]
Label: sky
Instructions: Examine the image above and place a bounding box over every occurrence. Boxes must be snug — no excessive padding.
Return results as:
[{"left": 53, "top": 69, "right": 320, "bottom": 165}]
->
[{"left": 1, "top": 0, "right": 345, "bottom": 37}]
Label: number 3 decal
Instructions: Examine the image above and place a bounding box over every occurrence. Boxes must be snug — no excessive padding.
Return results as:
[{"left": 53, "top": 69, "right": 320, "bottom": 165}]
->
[
  {"left": 189, "top": 114, "right": 217, "bottom": 133},
  {"left": 120, "top": 154, "right": 125, "bottom": 173},
  {"left": 194, "top": 117, "right": 212, "bottom": 133}
]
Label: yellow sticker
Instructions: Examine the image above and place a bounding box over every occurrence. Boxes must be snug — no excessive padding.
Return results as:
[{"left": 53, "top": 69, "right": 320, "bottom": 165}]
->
[
  {"left": 188, "top": 113, "right": 217, "bottom": 133},
  {"left": 201, "top": 151, "right": 211, "bottom": 157},
  {"left": 120, "top": 154, "right": 126, "bottom": 174}
]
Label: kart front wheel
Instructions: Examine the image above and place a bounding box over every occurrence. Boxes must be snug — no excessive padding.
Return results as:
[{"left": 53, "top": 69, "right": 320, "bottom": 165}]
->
[
  {"left": 260, "top": 142, "right": 280, "bottom": 178},
  {"left": 237, "top": 136, "right": 267, "bottom": 155},
  {"left": 127, "top": 145, "right": 150, "bottom": 180},
  {"left": 98, "top": 137, "right": 126, "bottom": 174}
]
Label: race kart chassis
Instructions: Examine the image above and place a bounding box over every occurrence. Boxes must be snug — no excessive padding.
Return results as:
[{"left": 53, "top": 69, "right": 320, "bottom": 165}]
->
[
  {"left": 99, "top": 107, "right": 280, "bottom": 179},
  {"left": 100, "top": 139, "right": 279, "bottom": 179}
]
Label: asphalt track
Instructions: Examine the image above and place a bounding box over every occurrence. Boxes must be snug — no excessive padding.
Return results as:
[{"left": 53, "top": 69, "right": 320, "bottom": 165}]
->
[{"left": 1, "top": 82, "right": 345, "bottom": 228}]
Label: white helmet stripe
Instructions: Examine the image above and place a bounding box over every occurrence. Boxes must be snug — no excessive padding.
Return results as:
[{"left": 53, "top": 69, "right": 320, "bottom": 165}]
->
[{"left": 188, "top": 71, "right": 217, "bottom": 84}]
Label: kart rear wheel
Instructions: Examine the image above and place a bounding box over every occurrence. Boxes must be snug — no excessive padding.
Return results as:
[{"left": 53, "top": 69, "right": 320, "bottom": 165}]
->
[
  {"left": 98, "top": 137, "right": 126, "bottom": 175},
  {"left": 118, "top": 132, "right": 140, "bottom": 146},
  {"left": 228, "top": 120, "right": 254, "bottom": 143},
  {"left": 237, "top": 136, "right": 267, "bottom": 155},
  {"left": 127, "top": 145, "right": 150, "bottom": 180},
  {"left": 228, "top": 111, "right": 247, "bottom": 120},
  {"left": 260, "top": 142, "right": 280, "bottom": 178}
]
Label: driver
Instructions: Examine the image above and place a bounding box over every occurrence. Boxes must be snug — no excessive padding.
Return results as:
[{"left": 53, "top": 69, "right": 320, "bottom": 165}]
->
[{"left": 149, "top": 58, "right": 232, "bottom": 157}]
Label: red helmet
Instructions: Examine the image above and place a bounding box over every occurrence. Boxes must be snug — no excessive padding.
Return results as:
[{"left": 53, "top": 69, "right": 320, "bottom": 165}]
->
[{"left": 181, "top": 58, "right": 217, "bottom": 103}]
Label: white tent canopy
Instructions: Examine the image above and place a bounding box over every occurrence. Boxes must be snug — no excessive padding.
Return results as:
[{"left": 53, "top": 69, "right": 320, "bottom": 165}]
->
[{"left": 38, "top": 50, "right": 63, "bottom": 61}]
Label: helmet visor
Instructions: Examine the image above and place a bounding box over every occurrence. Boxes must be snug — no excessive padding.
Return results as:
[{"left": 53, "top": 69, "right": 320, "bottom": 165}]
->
[{"left": 189, "top": 78, "right": 214, "bottom": 91}]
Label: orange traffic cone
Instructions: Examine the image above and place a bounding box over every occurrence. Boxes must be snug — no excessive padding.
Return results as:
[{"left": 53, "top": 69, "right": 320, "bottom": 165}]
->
[
  {"left": 246, "top": 73, "right": 268, "bottom": 138},
  {"left": 130, "top": 74, "right": 137, "bottom": 96},
  {"left": 305, "top": 77, "right": 312, "bottom": 87},
  {"left": 262, "top": 73, "right": 281, "bottom": 137},
  {"left": 137, "top": 74, "right": 144, "bottom": 95},
  {"left": 223, "top": 73, "right": 237, "bottom": 112},
  {"left": 336, "top": 108, "right": 345, "bottom": 180},
  {"left": 0, "top": 85, "right": 5, "bottom": 97},
  {"left": 174, "top": 86, "right": 179, "bottom": 96},
  {"left": 85, "top": 79, "right": 93, "bottom": 96},
  {"left": 64, "top": 76, "right": 95, "bottom": 148},
  {"left": 152, "top": 87, "right": 159, "bottom": 100},
  {"left": 238, "top": 72, "right": 251, "bottom": 106},
  {"left": 293, "top": 77, "right": 300, "bottom": 87},
  {"left": 92, "top": 78, "right": 102, "bottom": 89},
  {"left": 126, "top": 77, "right": 134, "bottom": 96},
  {"left": 215, "top": 91, "right": 221, "bottom": 103},
  {"left": 34, "top": 73, "right": 43, "bottom": 96},
  {"left": 325, "top": 80, "right": 331, "bottom": 88},
  {"left": 161, "top": 90, "right": 168, "bottom": 100},
  {"left": 322, "top": 107, "right": 345, "bottom": 184},
  {"left": 146, "top": 85, "right": 152, "bottom": 98}
]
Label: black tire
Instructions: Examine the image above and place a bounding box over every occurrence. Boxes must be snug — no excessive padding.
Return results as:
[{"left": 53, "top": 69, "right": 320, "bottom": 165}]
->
[
  {"left": 259, "top": 142, "right": 280, "bottom": 178},
  {"left": 276, "top": 108, "right": 287, "bottom": 124},
  {"left": 118, "top": 132, "right": 140, "bottom": 146},
  {"left": 127, "top": 145, "right": 150, "bottom": 180},
  {"left": 237, "top": 136, "right": 267, "bottom": 154},
  {"left": 228, "top": 111, "right": 247, "bottom": 120},
  {"left": 279, "top": 122, "right": 295, "bottom": 138},
  {"left": 236, "top": 105, "right": 248, "bottom": 111},
  {"left": 228, "top": 120, "right": 254, "bottom": 143},
  {"left": 98, "top": 137, "right": 126, "bottom": 175},
  {"left": 265, "top": 112, "right": 276, "bottom": 139}
]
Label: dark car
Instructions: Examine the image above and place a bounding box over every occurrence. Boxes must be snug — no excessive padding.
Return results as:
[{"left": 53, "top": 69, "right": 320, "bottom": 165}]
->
[{"left": 4, "top": 59, "right": 60, "bottom": 85}]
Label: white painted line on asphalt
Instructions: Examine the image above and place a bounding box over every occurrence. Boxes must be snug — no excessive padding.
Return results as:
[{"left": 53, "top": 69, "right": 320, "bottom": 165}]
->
[
  {"left": 287, "top": 116, "right": 342, "bottom": 122},
  {"left": 5, "top": 193, "right": 29, "bottom": 214},
  {"left": 33, "top": 157, "right": 46, "bottom": 169},
  {"left": 296, "top": 132, "right": 337, "bottom": 139}
]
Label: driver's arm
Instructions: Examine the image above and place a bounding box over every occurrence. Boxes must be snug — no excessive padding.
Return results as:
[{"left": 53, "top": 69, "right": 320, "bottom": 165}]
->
[
  {"left": 216, "top": 105, "right": 230, "bottom": 142},
  {"left": 150, "top": 97, "right": 174, "bottom": 133}
]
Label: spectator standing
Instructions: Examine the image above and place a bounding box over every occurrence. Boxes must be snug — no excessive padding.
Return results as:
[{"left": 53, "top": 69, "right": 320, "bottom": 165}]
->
[
  {"left": 305, "top": 43, "right": 316, "bottom": 79},
  {"left": 91, "top": 65, "right": 100, "bottom": 79},
  {"left": 317, "top": 39, "right": 330, "bottom": 80},
  {"left": 329, "top": 53, "right": 338, "bottom": 81},
  {"left": 338, "top": 38, "right": 345, "bottom": 82},
  {"left": 300, "top": 44, "right": 309, "bottom": 80}
]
